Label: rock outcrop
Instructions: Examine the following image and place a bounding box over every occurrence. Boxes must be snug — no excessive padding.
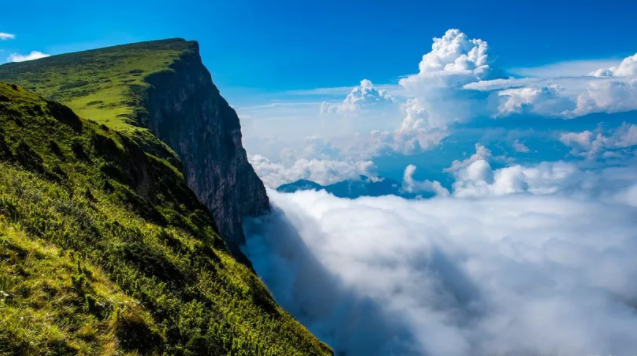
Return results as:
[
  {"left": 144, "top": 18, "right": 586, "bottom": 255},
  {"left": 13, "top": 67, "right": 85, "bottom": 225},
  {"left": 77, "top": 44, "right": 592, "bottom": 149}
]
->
[{"left": 142, "top": 41, "right": 270, "bottom": 258}]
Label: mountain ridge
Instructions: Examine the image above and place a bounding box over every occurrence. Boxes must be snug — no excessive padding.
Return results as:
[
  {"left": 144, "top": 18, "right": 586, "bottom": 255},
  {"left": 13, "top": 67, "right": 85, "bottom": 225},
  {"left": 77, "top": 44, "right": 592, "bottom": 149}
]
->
[
  {"left": 0, "top": 39, "right": 269, "bottom": 259},
  {"left": 277, "top": 175, "right": 423, "bottom": 199}
]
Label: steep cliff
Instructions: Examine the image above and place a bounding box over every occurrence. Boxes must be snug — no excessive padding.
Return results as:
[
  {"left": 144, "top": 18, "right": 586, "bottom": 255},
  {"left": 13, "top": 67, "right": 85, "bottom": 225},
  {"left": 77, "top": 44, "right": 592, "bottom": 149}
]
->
[
  {"left": 0, "top": 39, "right": 270, "bottom": 258},
  {"left": 141, "top": 43, "right": 270, "bottom": 257}
]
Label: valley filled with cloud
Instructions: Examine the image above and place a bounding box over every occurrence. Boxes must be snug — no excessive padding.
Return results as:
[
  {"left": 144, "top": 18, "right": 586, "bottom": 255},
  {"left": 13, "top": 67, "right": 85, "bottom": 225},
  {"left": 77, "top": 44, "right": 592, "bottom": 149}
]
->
[
  {"left": 241, "top": 28, "right": 637, "bottom": 355},
  {"left": 245, "top": 168, "right": 637, "bottom": 355}
]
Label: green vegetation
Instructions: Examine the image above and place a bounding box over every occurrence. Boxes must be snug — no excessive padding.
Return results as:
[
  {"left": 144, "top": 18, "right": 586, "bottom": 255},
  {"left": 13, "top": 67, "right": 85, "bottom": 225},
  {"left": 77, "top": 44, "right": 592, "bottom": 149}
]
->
[
  {"left": 0, "top": 39, "right": 191, "bottom": 131},
  {"left": 0, "top": 81, "right": 331, "bottom": 355}
]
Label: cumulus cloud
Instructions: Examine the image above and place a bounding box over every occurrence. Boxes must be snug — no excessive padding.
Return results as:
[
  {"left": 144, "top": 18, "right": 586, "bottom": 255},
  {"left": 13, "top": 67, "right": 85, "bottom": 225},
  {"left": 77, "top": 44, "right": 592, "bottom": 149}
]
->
[
  {"left": 572, "top": 77, "right": 637, "bottom": 116},
  {"left": 249, "top": 154, "right": 376, "bottom": 188},
  {"left": 402, "top": 164, "right": 450, "bottom": 196},
  {"left": 0, "top": 32, "right": 15, "bottom": 40},
  {"left": 466, "top": 52, "right": 637, "bottom": 118},
  {"left": 444, "top": 143, "right": 493, "bottom": 172},
  {"left": 413, "top": 28, "right": 492, "bottom": 80},
  {"left": 368, "top": 128, "right": 449, "bottom": 156},
  {"left": 590, "top": 52, "right": 637, "bottom": 77},
  {"left": 451, "top": 160, "right": 583, "bottom": 198},
  {"left": 398, "top": 98, "right": 432, "bottom": 131},
  {"left": 245, "top": 182, "right": 637, "bottom": 356},
  {"left": 321, "top": 79, "right": 396, "bottom": 114},
  {"left": 327, "top": 29, "right": 494, "bottom": 158},
  {"left": 495, "top": 85, "right": 576, "bottom": 117},
  {"left": 468, "top": 76, "right": 637, "bottom": 118},
  {"left": 398, "top": 29, "right": 495, "bottom": 129},
  {"left": 7, "top": 51, "right": 50, "bottom": 63},
  {"left": 512, "top": 139, "right": 530, "bottom": 153},
  {"left": 560, "top": 122, "right": 637, "bottom": 158},
  {"left": 560, "top": 130, "right": 594, "bottom": 150}
]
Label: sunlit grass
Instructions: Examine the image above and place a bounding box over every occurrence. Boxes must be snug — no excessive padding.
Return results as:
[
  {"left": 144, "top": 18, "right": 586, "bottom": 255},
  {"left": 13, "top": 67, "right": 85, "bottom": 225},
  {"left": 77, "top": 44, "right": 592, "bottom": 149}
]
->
[
  {"left": 0, "top": 39, "right": 185, "bottom": 131},
  {"left": 0, "top": 80, "right": 331, "bottom": 355}
]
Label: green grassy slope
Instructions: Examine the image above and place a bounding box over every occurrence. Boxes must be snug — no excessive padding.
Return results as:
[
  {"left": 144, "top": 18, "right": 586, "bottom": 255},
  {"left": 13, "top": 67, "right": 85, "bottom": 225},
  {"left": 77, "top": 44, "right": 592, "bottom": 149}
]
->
[
  {"left": 0, "top": 39, "right": 191, "bottom": 131},
  {"left": 0, "top": 82, "right": 331, "bottom": 355}
]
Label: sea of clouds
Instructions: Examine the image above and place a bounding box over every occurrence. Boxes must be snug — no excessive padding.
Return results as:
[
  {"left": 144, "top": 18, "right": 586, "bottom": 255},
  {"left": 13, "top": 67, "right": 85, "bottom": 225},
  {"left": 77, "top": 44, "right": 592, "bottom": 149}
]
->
[{"left": 244, "top": 159, "right": 637, "bottom": 356}]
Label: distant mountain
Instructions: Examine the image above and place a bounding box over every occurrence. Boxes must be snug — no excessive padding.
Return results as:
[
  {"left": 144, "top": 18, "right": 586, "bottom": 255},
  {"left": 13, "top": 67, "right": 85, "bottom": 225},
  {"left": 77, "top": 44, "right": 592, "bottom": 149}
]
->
[
  {"left": 277, "top": 179, "right": 324, "bottom": 193},
  {"left": 277, "top": 175, "right": 422, "bottom": 199}
]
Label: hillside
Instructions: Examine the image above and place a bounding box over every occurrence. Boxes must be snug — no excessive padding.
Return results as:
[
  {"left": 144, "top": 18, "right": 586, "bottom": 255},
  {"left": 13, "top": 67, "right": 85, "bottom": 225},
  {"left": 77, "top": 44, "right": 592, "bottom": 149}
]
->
[
  {"left": 0, "top": 39, "right": 187, "bottom": 130},
  {"left": 0, "top": 39, "right": 269, "bottom": 259},
  {"left": 0, "top": 81, "right": 331, "bottom": 355}
]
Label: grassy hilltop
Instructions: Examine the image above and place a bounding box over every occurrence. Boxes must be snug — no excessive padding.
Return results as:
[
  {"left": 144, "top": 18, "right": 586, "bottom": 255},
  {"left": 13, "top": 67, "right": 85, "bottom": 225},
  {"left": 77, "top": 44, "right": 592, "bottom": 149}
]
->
[
  {"left": 0, "top": 46, "right": 330, "bottom": 355},
  {"left": 0, "top": 39, "right": 191, "bottom": 131}
]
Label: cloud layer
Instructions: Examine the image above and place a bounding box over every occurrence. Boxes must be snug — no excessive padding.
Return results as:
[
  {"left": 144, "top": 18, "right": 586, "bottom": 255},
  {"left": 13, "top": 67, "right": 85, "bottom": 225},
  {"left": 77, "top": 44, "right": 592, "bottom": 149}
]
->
[
  {"left": 245, "top": 179, "right": 637, "bottom": 355},
  {"left": 249, "top": 154, "right": 375, "bottom": 188}
]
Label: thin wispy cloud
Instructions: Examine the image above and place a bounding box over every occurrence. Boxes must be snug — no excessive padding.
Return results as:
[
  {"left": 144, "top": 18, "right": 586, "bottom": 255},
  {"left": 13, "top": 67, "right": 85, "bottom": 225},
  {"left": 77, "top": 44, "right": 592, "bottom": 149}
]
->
[
  {"left": 7, "top": 51, "right": 50, "bottom": 63},
  {"left": 509, "top": 59, "right": 622, "bottom": 78},
  {"left": 0, "top": 32, "right": 15, "bottom": 40}
]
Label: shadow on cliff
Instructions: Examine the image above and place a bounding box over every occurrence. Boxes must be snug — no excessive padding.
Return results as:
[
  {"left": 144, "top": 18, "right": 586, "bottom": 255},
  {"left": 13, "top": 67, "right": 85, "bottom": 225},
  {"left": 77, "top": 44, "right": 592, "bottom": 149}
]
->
[{"left": 243, "top": 204, "right": 421, "bottom": 356}]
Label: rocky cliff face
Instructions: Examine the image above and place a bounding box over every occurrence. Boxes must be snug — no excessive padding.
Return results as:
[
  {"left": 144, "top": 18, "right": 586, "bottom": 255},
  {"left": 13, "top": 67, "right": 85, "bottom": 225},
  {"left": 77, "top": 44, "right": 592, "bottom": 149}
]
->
[{"left": 142, "top": 42, "right": 270, "bottom": 258}]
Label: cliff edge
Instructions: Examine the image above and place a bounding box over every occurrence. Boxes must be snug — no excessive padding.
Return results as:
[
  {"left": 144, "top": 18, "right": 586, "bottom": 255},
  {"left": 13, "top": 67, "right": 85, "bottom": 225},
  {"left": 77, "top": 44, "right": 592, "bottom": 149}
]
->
[
  {"left": 142, "top": 42, "right": 270, "bottom": 257},
  {"left": 0, "top": 39, "right": 270, "bottom": 258}
]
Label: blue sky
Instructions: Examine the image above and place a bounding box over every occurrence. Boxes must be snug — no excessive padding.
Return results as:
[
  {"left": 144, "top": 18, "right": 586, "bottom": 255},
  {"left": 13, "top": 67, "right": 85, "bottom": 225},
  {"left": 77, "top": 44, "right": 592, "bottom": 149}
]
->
[
  {"left": 3, "top": 0, "right": 637, "bottom": 188},
  {"left": 2, "top": 0, "right": 637, "bottom": 91}
]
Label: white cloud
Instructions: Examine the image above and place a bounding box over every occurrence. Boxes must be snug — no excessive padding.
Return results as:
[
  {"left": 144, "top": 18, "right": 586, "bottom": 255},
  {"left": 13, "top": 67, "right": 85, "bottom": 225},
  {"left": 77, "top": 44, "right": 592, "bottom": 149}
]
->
[
  {"left": 467, "top": 75, "right": 637, "bottom": 118},
  {"left": 0, "top": 32, "right": 15, "bottom": 40},
  {"left": 560, "top": 130, "right": 594, "bottom": 149},
  {"left": 510, "top": 59, "right": 622, "bottom": 78},
  {"left": 7, "top": 51, "right": 50, "bottom": 63},
  {"left": 249, "top": 154, "right": 376, "bottom": 188},
  {"left": 434, "top": 142, "right": 637, "bottom": 198},
  {"left": 495, "top": 85, "right": 576, "bottom": 117},
  {"left": 321, "top": 79, "right": 396, "bottom": 114},
  {"left": 447, "top": 157, "right": 637, "bottom": 200},
  {"left": 444, "top": 143, "right": 493, "bottom": 172},
  {"left": 560, "top": 123, "right": 637, "bottom": 158},
  {"left": 590, "top": 52, "right": 637, "bottom": 77},
  {"left": 398, "top": 98, "right": 429, "bottom": 131},
  {"left": 368, "top": 128, "right": 449, "bottom": 156},
  {"left": 402, "top": 164, "right": 450, "bottom": 196},
  {"left": 415, "top": 29, "right": 491, "bottom": 80},
  {"left": 573, "top": 78, "right": 637, "bottom": 116},
  {"left": 245, "top": 182, "right": 637, "bottom": 355},
  {"left": 466, "top": 52, "right": 637, "bottom": 119},
  {"left": 451, "top": 160, "right": 584, "bottom": 198},
  {"left": 512, "top": 139, "right": 530, "bottom": 153},
  {"left": 397, "top": 29, "right": 495, "bottom": 129}
]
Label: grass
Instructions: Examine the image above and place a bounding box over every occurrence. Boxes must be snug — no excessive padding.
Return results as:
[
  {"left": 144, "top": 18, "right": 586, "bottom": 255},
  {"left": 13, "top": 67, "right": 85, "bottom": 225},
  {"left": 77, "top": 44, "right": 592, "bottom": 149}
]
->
[
  {"left": 0, "top": 39, "right": 191, "bottom": 131},
  {"left": 0, "top": 81, "right": 331, "bottom": 355}
]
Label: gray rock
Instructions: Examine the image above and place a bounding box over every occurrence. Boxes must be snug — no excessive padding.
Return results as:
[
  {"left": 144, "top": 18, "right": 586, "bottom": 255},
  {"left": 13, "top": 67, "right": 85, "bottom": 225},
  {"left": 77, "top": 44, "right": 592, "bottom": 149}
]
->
[{"left": 143, "top": 42, "right": 270, "bottom": 260}]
